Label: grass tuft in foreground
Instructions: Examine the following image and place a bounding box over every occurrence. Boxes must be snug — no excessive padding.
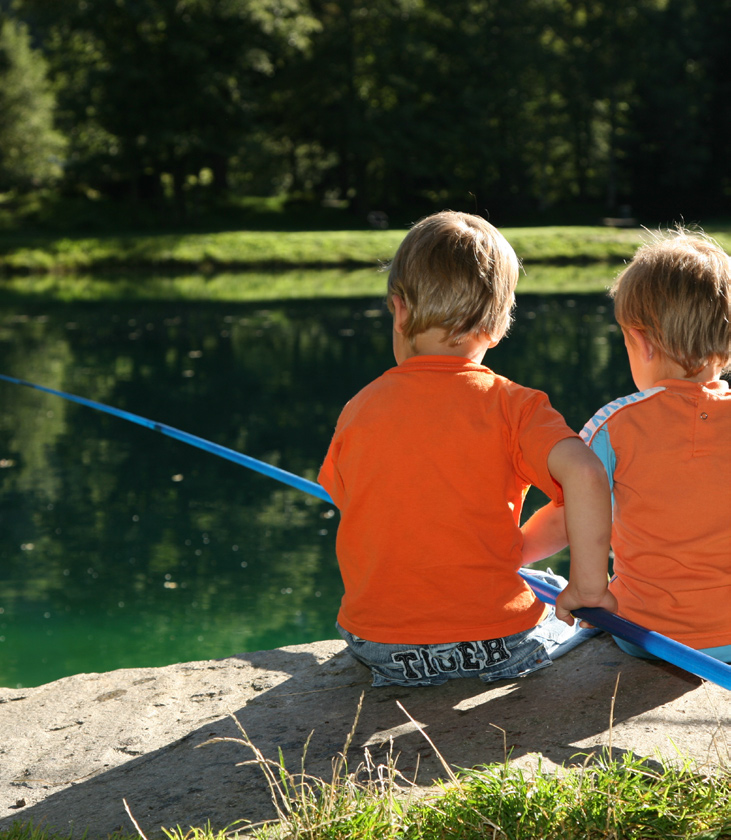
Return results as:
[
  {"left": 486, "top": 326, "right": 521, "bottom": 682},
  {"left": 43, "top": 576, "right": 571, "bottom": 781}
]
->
[
  {"left": 405, "top": 752, "right": 731, "bottom": 840},
  {"left": 3, "top": 696, "right": 730, "bottom": 840},
  {"left": 161, "top": 694, "right": 731, "bottom": 840},
  {"left": 191, "top": 694, "right": 414, "bottom": 840}
]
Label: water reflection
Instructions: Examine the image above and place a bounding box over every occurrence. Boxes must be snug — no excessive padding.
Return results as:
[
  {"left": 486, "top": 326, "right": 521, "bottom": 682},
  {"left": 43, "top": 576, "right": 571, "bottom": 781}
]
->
[{"left": 0, "top": 294, "right": 634, "bottom": 687}]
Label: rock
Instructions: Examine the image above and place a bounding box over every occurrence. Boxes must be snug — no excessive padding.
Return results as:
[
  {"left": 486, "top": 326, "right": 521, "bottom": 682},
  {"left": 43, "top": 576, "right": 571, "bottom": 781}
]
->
[{"left": 0, "top": 635, "right": 729, "bottom": 838}]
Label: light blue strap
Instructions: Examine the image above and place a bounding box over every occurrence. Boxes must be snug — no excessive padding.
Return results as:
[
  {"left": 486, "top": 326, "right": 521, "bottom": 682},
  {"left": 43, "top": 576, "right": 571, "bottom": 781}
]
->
[
  {"left": 580, "top": 386, "right": 665, "bottom": 444},
  {"left": 614, "top": 636, "right": 731, "bottom": 664},
  {"left": 588, "top": 425, "right": 616, "bottom": 511}
]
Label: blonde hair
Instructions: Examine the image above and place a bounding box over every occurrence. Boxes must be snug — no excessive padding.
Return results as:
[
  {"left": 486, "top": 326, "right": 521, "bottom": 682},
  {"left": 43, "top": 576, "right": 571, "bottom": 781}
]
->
[
  {"left": 387, "top": 211, "right": 520, "bottom": 345},
  {"left": 611, "top": 229, "right": 731, "bottom": 376}
]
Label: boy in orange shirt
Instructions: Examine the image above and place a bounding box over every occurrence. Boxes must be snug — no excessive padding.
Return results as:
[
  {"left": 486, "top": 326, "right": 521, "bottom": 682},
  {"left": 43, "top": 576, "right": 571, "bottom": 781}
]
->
[
  {"left": 318, "top": 210, "right": 615, "bottom": 686},
  {"left": 522, "top": 229, "right": 731, "bottom": 662}
]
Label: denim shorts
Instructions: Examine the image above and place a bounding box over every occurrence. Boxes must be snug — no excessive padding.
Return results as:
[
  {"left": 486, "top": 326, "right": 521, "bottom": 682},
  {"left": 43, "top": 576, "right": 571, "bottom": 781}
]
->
[{"left": 337, "top": 569, "right": 599, "bottom": 687}]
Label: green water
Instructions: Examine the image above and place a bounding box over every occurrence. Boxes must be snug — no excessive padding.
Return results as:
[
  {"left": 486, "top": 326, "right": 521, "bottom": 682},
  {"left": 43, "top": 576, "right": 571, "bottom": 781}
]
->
[{"left": 0, "top": 293, "right": 634, "bottom": 687}]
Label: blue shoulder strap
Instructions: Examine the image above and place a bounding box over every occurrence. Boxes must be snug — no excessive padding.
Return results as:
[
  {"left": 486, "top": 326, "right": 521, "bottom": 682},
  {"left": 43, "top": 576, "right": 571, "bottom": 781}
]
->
[
  {"left": 579, "top": 387, "right": 665, "bottom": 510},
  {"left": 580, "top": 387, "right": 665, "bottom": 445}
]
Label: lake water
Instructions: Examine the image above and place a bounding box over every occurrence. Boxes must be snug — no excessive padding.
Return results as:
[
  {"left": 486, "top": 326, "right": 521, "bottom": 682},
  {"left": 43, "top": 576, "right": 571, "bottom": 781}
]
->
[{"left": 0, "top": 291, "right": 636, "bottom": 687}]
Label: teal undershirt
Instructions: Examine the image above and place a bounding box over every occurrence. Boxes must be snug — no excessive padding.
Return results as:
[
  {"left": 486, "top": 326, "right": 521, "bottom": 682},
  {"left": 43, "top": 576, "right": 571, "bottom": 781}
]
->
[{"left": 614, "top": 636, "right": 731, "bottom": 664}]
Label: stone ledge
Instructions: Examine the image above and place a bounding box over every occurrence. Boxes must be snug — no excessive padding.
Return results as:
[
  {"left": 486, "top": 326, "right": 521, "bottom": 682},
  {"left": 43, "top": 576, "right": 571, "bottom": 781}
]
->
[{"left": 1, "top": 635, "right": 729, "bottom": 838}]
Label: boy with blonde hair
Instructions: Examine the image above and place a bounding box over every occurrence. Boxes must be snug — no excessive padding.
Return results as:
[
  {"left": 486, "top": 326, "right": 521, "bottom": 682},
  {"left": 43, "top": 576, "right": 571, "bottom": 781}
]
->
[
  {"left": 318, "top": 210, "right": 614, "bottom": 687},
  {"left": 522, "top": 229, "right": 731, "bottom": 662}
]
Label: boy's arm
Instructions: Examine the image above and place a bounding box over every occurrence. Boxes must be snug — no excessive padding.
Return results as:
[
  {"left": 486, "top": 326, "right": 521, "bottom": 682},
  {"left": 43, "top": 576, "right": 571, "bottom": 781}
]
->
[
  {"left": 545, "top": 437, "right": 616, "bottom": 624},
  {"left": 520, "top": 501, "right": 568, "bottom": 565}
]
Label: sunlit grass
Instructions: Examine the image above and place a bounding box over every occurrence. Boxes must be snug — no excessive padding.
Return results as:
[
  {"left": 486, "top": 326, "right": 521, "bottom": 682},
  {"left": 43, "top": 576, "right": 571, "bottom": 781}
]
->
[
  {"left": 406, "top": 754, "right": 731, "bottom": 840},
  {"left": 0, "top": 229, "right": 405, "bottom": 274},
  {"left": 2, "top": 224, "right": 731, "bottom": 300},
  {"left": 509, "top": 224, "right": 648, "bottom": 263},
  {"left": 165, "top": 700, "right": 731, "bottom": 840},
  {"left": 204, "top": 696, "right": 731, "bottom": 840},
  {"left": 0, "top": 226, "right": 699, "bottom": 275},
  {"left": 3, "top": 735, "right": 730, "bottom": 840},
  {"left": 517, "top": 262, "right": 618, "bottom": 294},
  {"left": 0, "top": 267, "right": 388, "bottom": 302},
  {"left": 0, "top": 263, "right": 625, "bottom": 304}
]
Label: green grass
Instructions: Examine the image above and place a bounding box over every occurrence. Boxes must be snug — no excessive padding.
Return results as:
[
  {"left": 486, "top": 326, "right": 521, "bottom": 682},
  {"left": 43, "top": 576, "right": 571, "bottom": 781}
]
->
[
  {"left": 2, "top": 224, "right": 730, "bottom": 272},
  {"left": 2, "top": 192, "right": 730, "bottom": 275},
  {"left": 225, "top": 699, "right": 731, "bottom": 840},
  {"left": 0, "top": 229, "right": 406, "bottom": 274},
  {"left": 2, "top": 749, "right": 729, "bottom": 840},
  {"left": 5, "top": 751, "right": 731, "bottom": 840},
  {"left": 405, "top": 754, "right": 731, "bottom": 840},
  {"left": 4, "top": 225, "right": 725, "bottom": 301},
  {"left": 2, "top": 214, "right": 731, "bottom": 300},
  {"left": 0, "top": 267, "right": 389, "bottom": 302},
  {"left": 2, "top": 225, "right": 727, "bottom": 276},
  {"left": 5, "top": 699, "right": 727, "bottom": 840},
  {"left": 0, "top": 263, "right": 625, "bottom": 303}
]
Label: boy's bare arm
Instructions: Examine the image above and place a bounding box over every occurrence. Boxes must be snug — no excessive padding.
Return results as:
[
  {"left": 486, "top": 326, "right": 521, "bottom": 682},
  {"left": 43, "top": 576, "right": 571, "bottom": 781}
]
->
[
  {"left": 520, "top": 501, "right": 568, "bottom": 565},
  {"left": 546, "top": 438, "right": 616, "bottom": 624}
]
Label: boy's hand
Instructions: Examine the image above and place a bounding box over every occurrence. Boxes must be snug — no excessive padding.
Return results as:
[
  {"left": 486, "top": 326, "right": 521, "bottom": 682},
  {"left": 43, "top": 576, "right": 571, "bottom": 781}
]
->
[{"left": 555, "top": 585, "right": 618, "bottom": 626}]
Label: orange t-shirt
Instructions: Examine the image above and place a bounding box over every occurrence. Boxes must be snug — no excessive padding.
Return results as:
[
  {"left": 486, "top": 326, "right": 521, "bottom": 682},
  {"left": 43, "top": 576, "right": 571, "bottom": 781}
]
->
[
  {"left": 581, "top": 379, "right": 731, "bottom": 648},
  {"left": 318, "top": 355, "right": 577, "bottom": 644}
]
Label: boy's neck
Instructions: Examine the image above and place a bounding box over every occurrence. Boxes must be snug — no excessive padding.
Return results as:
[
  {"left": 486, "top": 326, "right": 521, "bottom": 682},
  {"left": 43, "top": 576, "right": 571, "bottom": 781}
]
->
[
  {"left": 624, "top": 327, "right": 724, "bottom": 389},
  {"left": 394, "top": 327, "right": 493, "bottom": 365},
  {"left": 648, "top": 356, "right": 723, "bottom": 388}
]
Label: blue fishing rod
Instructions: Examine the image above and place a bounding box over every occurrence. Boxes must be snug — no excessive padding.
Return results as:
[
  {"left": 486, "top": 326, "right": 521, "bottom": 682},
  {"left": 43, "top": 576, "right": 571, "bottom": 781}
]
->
[
  {"left": 0, "top": 373, "right": 330, "bottom": 502},
  {"left": 2, "top": 372, "right": 730, "bottom": 691},
  {"left": 519, "top": 571, "right": 731, "bottom": 690}
]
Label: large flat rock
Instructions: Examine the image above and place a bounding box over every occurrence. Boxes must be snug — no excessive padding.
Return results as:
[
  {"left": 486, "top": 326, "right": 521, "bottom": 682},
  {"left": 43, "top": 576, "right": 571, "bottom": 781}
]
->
[{"left": 1, "top": 635, "right": 729, "bottom": 838}]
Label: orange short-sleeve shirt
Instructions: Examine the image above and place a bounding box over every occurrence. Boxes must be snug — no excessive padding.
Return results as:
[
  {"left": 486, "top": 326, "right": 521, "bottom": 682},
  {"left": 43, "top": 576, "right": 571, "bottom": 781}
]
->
[
  {"left": 581, "top": 379, "right": 731, "bottom": 649},
  {"left": 318, "top": 355, "right": 577, "bottom": 644}
]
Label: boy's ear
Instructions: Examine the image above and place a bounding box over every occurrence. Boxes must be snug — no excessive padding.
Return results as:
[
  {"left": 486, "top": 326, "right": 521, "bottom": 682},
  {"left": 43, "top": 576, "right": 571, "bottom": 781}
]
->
[
  {"left": 626, "top": 328, "right": 655, "bottom": 362},
  {"left": 391, "top": 294, "right": 409, "bottom": 335}
]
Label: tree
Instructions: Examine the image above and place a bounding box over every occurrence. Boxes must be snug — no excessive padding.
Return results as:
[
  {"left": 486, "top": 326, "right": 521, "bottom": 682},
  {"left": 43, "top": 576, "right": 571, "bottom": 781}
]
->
[
  {"left": 621, "top": 0, "right": 731, "bottom": 218},
  {"left": 0, "top": 14, "right": 65, "bottom": 192},
  {"left": 269, "top": 0, "right": 556, "bottom": 217},
  {"left": 9, "top": 0, "right": 731, "bottom": 221},
  {"left": 16, "top": 0, "right": 319, "bottom": 215}
]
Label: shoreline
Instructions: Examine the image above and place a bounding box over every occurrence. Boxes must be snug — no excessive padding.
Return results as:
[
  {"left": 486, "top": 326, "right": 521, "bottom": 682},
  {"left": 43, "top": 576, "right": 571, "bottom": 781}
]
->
[
  {"left": 0, "top": 225, "right": 654, "bottom": 278},
  {"left": 1, "top": 634, "right": 729, "bottom": 837}
]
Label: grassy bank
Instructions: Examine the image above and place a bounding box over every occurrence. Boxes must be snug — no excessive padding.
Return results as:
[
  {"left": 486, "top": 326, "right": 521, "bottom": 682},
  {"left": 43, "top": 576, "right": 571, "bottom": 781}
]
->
[
  {"left": 0, "top": 263, "right": 630, "bottom": 302},
  {"left": 0, "top": 229, "right": 404, "bottom": 275},
  {"left": 4, "top": 224, "right": 731, "bottom": 300},
  {"left": 0, "top": 225, "right": 689, "bottom": 276},
  {"left": 2, "top": 697, "right": 730, "bottom": 839},
  {"left": 2, "top": 734, "right": 730, "bottom": 840}
]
